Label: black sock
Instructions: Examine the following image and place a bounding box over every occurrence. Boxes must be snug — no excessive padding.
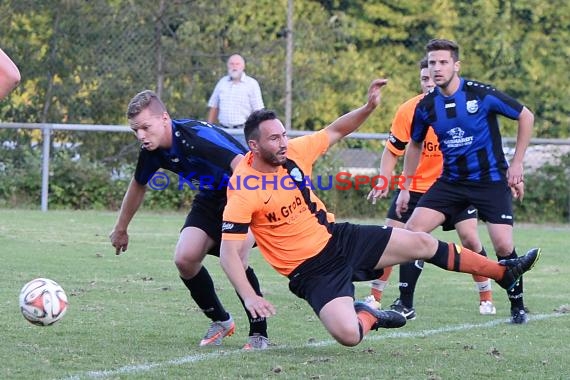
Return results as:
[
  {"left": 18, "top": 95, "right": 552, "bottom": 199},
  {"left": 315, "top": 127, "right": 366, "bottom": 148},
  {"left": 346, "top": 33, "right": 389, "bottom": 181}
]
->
[
  {"left": 398, "top": 260, "right": 424, "bottom": 308},
  {"left": 497, "top": 249, "right": 524, "bottom": 310},
  {"left": 426, "top": 240, "right": 451, "bottom": 269},
  {"left": 236, "top": 267, "right": 268, "bottom": 337},
  {"left": 180, "top": 266, "right": 230, "bottom": 322},
  {"left": 479, "top": 247, "right": 488, "bottom": 257}
]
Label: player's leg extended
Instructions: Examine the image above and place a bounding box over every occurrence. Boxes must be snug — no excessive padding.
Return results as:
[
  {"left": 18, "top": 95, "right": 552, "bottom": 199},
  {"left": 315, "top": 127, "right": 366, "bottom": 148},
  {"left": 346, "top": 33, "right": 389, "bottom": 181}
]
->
[
  {"left": 375, "top": 228, "right": 540, "bottom": 294},
  {"left": 176, "top": 227, "right": 235, "bottom": 345}
]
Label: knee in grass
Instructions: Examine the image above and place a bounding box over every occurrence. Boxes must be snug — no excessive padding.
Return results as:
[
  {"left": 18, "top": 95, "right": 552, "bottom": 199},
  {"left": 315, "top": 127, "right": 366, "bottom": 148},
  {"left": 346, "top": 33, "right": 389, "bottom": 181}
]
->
[{"left": 333, "top": 329, "right": 362, "bottom": 347}]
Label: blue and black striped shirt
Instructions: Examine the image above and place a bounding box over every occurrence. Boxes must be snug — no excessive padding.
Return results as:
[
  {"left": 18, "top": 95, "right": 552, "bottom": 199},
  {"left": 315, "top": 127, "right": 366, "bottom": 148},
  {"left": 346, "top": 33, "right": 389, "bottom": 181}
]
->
[
  {"left": 411, "top": 78, "right": 524, "bottom": 182},
  {"left": 134, "top": 119, "right": 247, "bottom": 196}
]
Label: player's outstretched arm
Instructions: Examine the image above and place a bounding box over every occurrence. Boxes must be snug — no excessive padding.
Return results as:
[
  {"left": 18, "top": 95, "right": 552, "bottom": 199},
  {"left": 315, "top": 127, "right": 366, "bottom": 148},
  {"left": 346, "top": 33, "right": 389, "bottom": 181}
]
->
[
  {"left": 220, "top": 239, "right": 276, "bottom": 319},
  {"left": 507, "top": 106, "right": 533, "bottom": 187},
  {"left": 235, "top": 230, "right": 257, "bottom": 269},
  {"left": 110, "top": 178, "right": 147, "bottom": 255},
  {"left": 395, "top": 140, "right": 422, "bottom": 217}
]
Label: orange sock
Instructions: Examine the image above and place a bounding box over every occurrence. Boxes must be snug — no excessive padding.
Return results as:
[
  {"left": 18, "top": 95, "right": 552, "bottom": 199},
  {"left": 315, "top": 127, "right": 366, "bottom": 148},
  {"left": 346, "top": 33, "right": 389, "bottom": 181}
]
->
[
  {"left": 380, "top": 266, "right": 393, "bottom": 281},
  {"left": 447, "top": 243, "right": 506, "bottom": 280},
  {"left": 426, "top": 241, "right": 507, "bottom": 281},
  {"left": 370, "top": 288, "right": 383, "bottom": 303},
  {"left": 356, "top": 311, "right": 377, "bottom": 336}
]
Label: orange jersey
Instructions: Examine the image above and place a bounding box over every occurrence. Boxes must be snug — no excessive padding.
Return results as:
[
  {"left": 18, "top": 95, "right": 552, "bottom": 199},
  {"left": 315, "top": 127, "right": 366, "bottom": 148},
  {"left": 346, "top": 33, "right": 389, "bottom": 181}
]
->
[
  {"left": 387, "top": 93, "right": 442, "bottom": 193},
  {"left": 222, "top": 130, "right": 335, "bottom": 276}
]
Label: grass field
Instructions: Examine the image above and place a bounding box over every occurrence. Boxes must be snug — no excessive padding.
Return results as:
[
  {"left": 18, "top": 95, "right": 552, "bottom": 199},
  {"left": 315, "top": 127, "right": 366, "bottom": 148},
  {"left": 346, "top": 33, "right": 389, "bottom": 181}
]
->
[{"left": 1, "top": 209, "right": 569, "bottom": 380}]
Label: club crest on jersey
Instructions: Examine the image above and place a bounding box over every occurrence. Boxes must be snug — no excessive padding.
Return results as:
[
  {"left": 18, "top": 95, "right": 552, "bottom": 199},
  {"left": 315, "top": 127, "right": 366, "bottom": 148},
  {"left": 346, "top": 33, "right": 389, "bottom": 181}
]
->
[{"left": 466, "top": 100, "right": 479, "bottom": 114}]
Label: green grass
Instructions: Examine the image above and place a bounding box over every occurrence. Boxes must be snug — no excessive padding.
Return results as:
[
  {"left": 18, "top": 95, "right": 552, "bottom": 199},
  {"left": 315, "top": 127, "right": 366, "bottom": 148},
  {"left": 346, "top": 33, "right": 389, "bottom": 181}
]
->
[{"left": 0, "top": 209, "right": 569, "bottom": 380}]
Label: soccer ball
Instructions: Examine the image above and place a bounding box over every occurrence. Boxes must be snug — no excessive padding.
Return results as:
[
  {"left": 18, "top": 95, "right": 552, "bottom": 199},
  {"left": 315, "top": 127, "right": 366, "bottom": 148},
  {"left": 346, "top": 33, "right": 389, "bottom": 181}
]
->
[{"left": 19, "top": 278, "right": 69, "bottom": 326}]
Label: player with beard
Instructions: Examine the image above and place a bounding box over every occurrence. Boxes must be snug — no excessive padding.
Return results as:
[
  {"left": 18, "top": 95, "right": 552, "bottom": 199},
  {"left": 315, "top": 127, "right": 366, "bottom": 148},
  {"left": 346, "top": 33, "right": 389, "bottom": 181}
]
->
[{"left": 218, "top": 78, "right": 540, "bottom": 347}]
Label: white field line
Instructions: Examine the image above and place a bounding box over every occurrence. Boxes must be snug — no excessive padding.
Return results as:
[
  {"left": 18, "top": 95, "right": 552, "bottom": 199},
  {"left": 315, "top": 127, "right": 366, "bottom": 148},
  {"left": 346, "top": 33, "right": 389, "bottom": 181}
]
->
[{"left": 62, "top": 312, "right": 567, "bottom": 380}]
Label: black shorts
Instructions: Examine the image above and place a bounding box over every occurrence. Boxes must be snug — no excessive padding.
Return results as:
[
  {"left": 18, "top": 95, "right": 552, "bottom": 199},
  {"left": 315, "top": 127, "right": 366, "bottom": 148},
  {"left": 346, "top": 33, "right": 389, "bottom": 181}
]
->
[
  {"left": 287, "top": 222, "right": 393, "bottom": 315},
  {"left": 387, "top": 189, "right": 477, "bottom": 231},
  {"left": 417, "top": 179, "right": 513, "bottom": 225},
  {"left": 182, "top": 192, "right": 226, "bottom": 257}
]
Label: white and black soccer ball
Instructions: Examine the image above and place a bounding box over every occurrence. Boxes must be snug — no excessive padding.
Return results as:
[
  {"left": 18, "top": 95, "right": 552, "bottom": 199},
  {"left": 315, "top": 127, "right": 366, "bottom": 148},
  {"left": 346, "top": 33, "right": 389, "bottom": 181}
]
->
[{"left": 19, "top": 278, "right": 69, "bottom": 326}]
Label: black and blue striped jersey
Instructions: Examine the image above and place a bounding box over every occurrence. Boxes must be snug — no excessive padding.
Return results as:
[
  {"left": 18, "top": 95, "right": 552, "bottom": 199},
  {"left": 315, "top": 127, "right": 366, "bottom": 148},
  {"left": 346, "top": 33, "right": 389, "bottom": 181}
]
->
[
  {"left": 411, "top": 78, "right": 524, "bottom": 182},
  {"left": 134, "top": 119, "right": 247, "bottom": 195}
]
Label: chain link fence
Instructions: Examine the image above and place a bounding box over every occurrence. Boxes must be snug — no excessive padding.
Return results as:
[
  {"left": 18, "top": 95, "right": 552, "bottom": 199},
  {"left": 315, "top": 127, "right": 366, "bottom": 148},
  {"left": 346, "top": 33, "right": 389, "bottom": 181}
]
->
[{"left": 1, "top": 123, "right": 569, "bottom": 222}]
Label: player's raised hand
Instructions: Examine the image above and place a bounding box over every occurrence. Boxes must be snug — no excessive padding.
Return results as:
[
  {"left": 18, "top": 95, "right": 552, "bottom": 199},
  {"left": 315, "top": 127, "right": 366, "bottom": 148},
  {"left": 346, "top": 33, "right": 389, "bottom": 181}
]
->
[{"left": 366, "top": 78, "right": 389, "bottom": 110}]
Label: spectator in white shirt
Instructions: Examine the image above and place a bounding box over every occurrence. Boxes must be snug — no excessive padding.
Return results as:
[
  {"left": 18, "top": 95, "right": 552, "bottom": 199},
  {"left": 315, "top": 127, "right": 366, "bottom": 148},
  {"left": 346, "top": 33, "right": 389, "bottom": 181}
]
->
[{"left": 207, "top": 54, "right": 264, "bottom": 129}]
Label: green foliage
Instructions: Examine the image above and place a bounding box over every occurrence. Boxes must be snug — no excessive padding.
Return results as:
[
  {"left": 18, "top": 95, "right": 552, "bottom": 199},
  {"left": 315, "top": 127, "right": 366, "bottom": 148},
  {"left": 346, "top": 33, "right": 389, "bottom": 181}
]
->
[
  {"left": 48, "top": 150, "right": 126, "bottom": 210},
  {"left": 1, "top": 0, "right": 568, "bottom": 136},
  {"left": 0, "top": 145, "right": 42, "bottom": 207},
  {"left": 142, "top": 171, "right": 194, "bottom": 212},
  {"left": 3, "top": 138, "right": 569, "bottom": 223},
  {"left": 0, "top": 136, "right": 186, "bottom": 211},
  {"left": 514, "top": 152, "right": 570, "bottom": 223},
  {"left": 453, "top": 0, "right": 570, "bottom": 137}
]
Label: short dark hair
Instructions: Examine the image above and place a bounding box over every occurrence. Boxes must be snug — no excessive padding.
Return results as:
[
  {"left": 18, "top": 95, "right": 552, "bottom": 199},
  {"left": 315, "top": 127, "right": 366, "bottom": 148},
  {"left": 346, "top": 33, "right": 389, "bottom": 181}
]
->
[
  {"left": 244, "top": 109, "right": 278, "bottom": 142},
  {"left": 419, "top": 56, "right": 428, "bottom": 69},
  {"left": 126, "top": 90, "right": 166, "bottom": 120},
  {"left": 425, "top": 39, "right": 460, "bottom": 62}
]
